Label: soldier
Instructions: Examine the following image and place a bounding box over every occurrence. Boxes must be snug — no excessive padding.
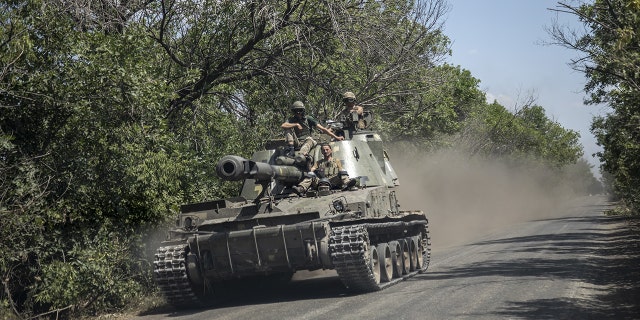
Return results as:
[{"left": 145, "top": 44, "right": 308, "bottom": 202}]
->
[
  {"left": 341, "top": 91, "right": 366, "bottom": 129},
  {"left": 293, "top": 143, "right": 356, "bottom": 195},
  {"left": 281, "top": 100, "right": 343, "bottom": 157}
]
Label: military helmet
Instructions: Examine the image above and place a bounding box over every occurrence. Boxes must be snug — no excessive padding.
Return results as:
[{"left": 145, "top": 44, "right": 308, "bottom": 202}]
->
[
  {"left": 291, "top": 100, "right": 305, "bottom": 111},
  {"left": 342, "top": 91, "right": 356, "bottom": 103}
]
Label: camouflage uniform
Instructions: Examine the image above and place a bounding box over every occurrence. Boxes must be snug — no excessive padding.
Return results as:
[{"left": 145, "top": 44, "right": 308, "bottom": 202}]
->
[
  {"left": 284, "top": 114, "right": 320, "bottom": 156},
  {"left": 341, "top": 91, "right": 366, "bottom": 129},
  {"left": 298, "top": 157, "right": 351, "bottom": 191},
  {"left": 283, "top": 101, "right": 344, "bottom": 163},
  {"left": 294, "top": 144, "right": 355, "bottom": 195}
]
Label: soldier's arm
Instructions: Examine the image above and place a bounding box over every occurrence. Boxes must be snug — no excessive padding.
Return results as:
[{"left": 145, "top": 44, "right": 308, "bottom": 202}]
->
[
  {"left": 281, "top": 121, "right": 302, "bottom": 130},
  {"left": 316, "top": 124, "right": 344, "bottom": 141}
]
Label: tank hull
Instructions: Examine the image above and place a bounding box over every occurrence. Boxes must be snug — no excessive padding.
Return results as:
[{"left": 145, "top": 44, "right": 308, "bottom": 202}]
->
[
  {"left": 183, "top": 221, "right": 331, "bottom": 279},
  {"left": 154, "top": 209, "right": 429, "bottom": 307}
]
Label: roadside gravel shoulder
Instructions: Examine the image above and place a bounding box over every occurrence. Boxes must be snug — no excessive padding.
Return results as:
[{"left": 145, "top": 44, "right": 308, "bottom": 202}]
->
[{"left": 588, "top": 214, "right": 640, "bottom": 319}]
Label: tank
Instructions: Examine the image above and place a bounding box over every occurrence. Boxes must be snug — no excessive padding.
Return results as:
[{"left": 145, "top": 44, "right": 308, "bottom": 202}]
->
[{"left": 153, "top": 111, "right": 431, "bottom": 307}]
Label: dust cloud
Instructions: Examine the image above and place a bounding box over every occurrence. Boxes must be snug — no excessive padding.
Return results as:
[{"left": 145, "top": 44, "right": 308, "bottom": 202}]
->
[{"left": 390, "top": 148, "right": 577, "bottom": 250}]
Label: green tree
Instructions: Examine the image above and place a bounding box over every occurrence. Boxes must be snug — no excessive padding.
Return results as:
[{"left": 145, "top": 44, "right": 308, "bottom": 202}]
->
[
  {"left": 456, "top": 99, "right": 582, "bottom": 168},
  {"left": 380, "top": 64, "right": 486, "bottom": 146},
  {"left": 1, "top": 1, "right": 175, "bottom": 316},
  {"left": 562, "top": 158, "right": 604, "bottom": 195},
  {"left": 550, "top": 0, "right": 640, "bottom": 213}
]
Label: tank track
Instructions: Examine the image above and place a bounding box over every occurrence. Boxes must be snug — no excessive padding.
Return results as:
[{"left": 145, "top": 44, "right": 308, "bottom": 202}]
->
[
  {"left": 154, "top": 222, "right": 430, "bottom": 305},
  {"left": 153, "top": 244, "right": 205, "bottom": 308},
  {"left": 329, "top": 221, "right": 429, "bottom": 292},
  {"left": 420, "top": 223, "right": 431, "bottom": 273}
]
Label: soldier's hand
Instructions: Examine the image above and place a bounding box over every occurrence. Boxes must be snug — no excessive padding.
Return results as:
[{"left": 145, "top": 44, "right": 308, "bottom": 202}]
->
[
  {"left": 297, "top": 124, "right": 303, "bottom": 130},
  {"left": 335, "top": 136, "right": 344, "bottom": 141}
]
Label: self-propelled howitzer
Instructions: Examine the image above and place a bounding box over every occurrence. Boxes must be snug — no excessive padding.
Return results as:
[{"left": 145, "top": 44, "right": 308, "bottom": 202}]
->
[{"left": 153, "top": 119, "right": 431, "bottom": 308}]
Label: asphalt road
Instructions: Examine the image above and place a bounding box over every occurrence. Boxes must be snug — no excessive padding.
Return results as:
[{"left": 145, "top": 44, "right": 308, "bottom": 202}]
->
[{"left": 135, "top": 195, "right": 639, "bottom": 320}]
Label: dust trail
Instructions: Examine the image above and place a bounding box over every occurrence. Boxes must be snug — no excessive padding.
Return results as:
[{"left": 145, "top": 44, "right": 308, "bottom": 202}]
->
[{"left": 390, "top": 148, "right": 576, "bottom": 249}]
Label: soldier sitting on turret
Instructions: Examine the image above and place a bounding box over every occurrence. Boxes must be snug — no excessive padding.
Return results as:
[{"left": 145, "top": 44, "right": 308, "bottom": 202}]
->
[
  {"left": 281, "top": 101, "right": 344, "bottom": 158},
  {"left": 292, "top": 143, "right": 357, "bottom": 196}
]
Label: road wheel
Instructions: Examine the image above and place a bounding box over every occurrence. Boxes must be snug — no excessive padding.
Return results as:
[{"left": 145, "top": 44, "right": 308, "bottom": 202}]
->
[
  {"left": 369, "top": 244, "right": 381, "bottom": 284},
  {"left": 376, "top": 243, "right": 393, "bottom": 282},
  {"left": 406, "top": 237, "right": 418, "bottom": 271},
  {"left": 399, "top": 239, "right": 411, "bottom": 274},
  {"left": 389, "top": 241, "right": 404, "bottom": 278}
]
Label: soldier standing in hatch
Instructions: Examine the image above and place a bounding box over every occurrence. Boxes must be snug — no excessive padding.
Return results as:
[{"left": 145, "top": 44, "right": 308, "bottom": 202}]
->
[
  {"left": 293, "top": 143, "right": 356, "bottom": 195},
  {"left": 281, "top": 100, "right": 343, "bottom": 157},
  {"left": 341, "top": 91, "right": 366, "bottom": 129}
]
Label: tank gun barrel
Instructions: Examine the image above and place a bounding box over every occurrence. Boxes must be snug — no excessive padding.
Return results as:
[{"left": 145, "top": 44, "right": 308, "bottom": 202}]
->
[{"left": 216, "top": 155, "right": 304, "bottom": 183}]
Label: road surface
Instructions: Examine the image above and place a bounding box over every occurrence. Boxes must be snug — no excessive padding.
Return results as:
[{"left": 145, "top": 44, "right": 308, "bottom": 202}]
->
[{"left": 135, "top": 195, "right": 639, "bottom": 319}]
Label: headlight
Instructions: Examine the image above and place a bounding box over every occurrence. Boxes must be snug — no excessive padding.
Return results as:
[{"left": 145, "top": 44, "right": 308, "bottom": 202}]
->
[
  {"left": 332, "top": 199, "right": 345, "bottom": 212},
  {"left": 184, "top": 217, "right": 193, "bottom": 228}
]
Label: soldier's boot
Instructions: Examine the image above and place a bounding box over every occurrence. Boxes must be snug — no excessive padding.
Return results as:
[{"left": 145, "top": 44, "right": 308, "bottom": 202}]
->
[
  {"left": 284, "top": 145, "right": 295, "bottom": 158},
  {"left": 292, "top": 186, "right": 305, "bottom": 196},
  {"left": 342, "top": 178, "right": 357, "bottom": 191}
]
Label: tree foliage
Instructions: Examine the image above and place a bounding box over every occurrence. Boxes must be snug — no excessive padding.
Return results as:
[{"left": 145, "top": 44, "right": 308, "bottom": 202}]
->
[
  {"left": 455, "top": 99, "right": 583, "bottom": 167},
  {"left": 0, "top": 0, "right": 594, "bottom": 318},
  {"left": 550, "top": 0, "right": 640, "bottom": 213}
]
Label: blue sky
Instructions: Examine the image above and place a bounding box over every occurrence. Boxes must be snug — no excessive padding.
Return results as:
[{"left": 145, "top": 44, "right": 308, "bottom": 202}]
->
[{"left": 443, "top": 0, "right": 609, "bottom": 173}]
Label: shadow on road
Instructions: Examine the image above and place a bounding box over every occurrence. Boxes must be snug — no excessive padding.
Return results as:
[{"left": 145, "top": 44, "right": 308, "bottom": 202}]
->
[
  {"left": 419, "top": 214, "right": 640, "bottom": 320},
  {"left": 137, "top": 272, "right": 352, "bottom": 317}
]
